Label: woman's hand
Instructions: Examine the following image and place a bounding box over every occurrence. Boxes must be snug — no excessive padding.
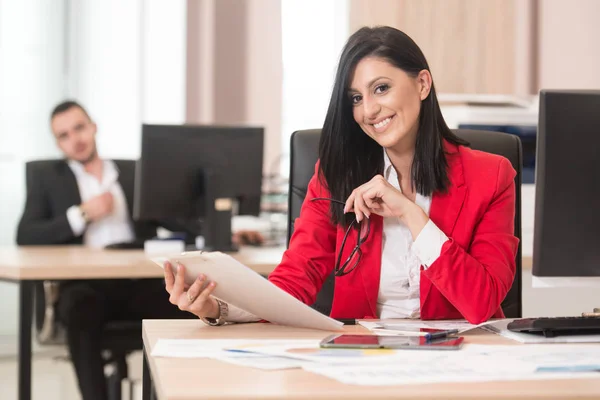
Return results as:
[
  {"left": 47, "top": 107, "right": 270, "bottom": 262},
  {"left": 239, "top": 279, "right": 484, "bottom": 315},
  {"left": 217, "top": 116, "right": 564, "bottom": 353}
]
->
[
  {"left": 163, "top": 261, "right": 220, "bottom": 319},
  {"left": 344, "top": 175, "right": 429, "bottom": 239}
]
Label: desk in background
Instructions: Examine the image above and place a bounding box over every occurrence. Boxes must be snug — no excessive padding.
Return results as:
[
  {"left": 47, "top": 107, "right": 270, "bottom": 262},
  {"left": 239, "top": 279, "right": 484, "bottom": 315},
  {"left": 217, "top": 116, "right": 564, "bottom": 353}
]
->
[
  {"left": 0, "top": 245, "right": 285, "bottom": 400},
  {"left": 142, "top": 320, "right": 600, "bottom": 400}
]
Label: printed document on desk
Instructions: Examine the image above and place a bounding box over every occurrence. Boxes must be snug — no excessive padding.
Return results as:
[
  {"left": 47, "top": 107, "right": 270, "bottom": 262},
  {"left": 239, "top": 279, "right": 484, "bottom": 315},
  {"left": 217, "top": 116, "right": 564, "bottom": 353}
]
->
[
  {"left": 302, "top": 360, "right": 600, "bottom": 386},
  {"left": 152, "top": 251, "right": 343, "bottom": 331},
  {"left": 228, "top": 341, "right": 457, "bottom": 365},
  {"left": 363, "top": 319, "right": 600, "bottom": 343},
  {"left": 152, "top": 339, "right": 317, "bottom": 370},
  {"left": 359, "top": 319, "right": 511, "bottom": 335},
  {"left": 301, "top": 344, "right": 600, "bottom": 385}
]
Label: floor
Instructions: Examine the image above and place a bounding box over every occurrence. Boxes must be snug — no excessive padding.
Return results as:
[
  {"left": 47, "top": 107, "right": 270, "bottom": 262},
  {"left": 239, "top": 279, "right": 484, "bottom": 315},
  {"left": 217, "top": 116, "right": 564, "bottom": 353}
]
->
[{"left": 0, "top": 337, "right": 143, "bottom": 400}]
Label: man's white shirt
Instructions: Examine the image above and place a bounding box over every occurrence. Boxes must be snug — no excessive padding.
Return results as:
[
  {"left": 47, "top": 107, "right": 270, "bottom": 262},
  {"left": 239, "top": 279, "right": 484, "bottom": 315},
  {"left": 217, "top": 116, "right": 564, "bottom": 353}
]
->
[{"left": 65, "top": 160, "right": 135, "bottom": 248}]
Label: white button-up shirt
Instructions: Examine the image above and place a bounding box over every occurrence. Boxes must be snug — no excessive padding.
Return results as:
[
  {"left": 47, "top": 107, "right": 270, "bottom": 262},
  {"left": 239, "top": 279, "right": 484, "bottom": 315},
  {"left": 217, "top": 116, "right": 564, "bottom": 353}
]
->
[
  {"left": 65, "top": 160, "right": 135, "bottom": 248},
  {"left": 377, "top": 150, "right": 448, "bottom": 319}
]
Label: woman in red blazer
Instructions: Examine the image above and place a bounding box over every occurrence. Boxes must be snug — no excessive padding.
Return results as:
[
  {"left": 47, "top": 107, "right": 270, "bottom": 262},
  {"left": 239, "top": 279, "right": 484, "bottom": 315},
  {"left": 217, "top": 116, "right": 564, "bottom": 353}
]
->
[{"left": 164, "top": 27, "right": 519, "bottom": 325}]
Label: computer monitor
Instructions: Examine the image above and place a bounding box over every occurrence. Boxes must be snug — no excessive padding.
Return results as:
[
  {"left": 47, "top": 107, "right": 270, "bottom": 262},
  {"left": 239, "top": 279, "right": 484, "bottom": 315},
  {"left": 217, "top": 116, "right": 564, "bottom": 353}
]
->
[
  {"left": 532, "top": 90, "right": 600, "bottom": 287},
  {"left": 134, "top": 124, "right": 264, "bottom": 251}
]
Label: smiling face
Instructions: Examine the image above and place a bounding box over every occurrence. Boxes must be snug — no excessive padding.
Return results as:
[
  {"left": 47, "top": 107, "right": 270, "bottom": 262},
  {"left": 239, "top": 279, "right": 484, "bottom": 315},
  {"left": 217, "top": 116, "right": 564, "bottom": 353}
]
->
[{"left": 349, "top": 57, "right": 431, "bottom": 152}]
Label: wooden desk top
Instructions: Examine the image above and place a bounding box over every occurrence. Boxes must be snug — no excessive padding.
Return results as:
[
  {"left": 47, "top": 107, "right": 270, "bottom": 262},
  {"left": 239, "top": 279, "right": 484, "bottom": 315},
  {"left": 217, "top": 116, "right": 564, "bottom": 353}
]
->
[
  {"left": 0, "top": 245, "right": 285, "bottom": 281},
  {"left": 142, "top": 320, "right": 600, "bottom": 400}
]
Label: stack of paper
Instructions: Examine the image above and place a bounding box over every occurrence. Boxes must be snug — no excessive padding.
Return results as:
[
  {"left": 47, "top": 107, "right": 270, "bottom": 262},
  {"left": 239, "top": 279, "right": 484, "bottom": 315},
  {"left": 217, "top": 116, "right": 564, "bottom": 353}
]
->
[
  {"left": 151, "top": 337, "right": 600, "bottom": 385},
  {"left": 360, "top": 318, "right": 600, "bottom": 344},
  {"left": 152, "top": 339, "right": 319, "bottom": 370},
  {"left": 225, "top": 341, "right": 600, "bottom": 385},
  {"left": 358, "top": 319, "right": 510, "bottom": 336}
]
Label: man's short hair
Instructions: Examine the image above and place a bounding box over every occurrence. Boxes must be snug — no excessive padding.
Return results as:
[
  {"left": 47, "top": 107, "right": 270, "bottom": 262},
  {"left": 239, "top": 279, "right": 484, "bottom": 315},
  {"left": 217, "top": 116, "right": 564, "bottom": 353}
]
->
[{"left": 50, "top": 100, "right": 91, "bottom": 121}]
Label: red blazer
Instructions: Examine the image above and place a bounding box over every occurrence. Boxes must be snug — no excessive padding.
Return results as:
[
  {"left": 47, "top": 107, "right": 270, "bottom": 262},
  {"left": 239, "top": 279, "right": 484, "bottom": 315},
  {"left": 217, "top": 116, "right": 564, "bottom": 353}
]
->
[{"left": 269, "top": 141, "right": 519, "bottom": 324}]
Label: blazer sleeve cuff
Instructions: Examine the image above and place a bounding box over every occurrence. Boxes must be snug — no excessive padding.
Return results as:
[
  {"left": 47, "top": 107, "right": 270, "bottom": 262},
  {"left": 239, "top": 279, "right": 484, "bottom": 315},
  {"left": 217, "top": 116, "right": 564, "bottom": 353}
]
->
[
  {"left": 66, "top": 205, "right": 86, "bottom": 236},
  {"left": 412, "top": 219, "right": 448, "bottom": 268}
]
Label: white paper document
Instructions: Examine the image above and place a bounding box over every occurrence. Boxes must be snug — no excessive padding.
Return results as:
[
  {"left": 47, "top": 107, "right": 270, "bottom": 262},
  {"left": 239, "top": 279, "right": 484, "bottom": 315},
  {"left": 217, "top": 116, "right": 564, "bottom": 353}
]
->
[
  {"left": 361, "top": 318, "right": 600, "bottom": 343},
  {"left": 301, "top": 343, "right": 600, "bottom": 385},
  {"left": 358, "top": 319, "right": 510, "bottom": 335},
  {"left": 152, "top": 339, "right": 261, "bottom": 358},
  {"left": 151, "top": 251, "right": 343, "bottom": 331},
  {"left": 151, "top": 339, "right": 319, "bottom": 358},
  {"left": 214, "top": 352, "right": 312, "bottom": 370},
  {"left": 152, "top": 339, "right": 317, "bottom": 370},
  {"left": 151, "top": 338, "right": 600, "bottom": 382},
  {"left": 302, "top": 362, "right": 599, "bottom": 386},
  {"left": 466, "top": 343, "right": 600, "bottom": 371},
  {"left": 225, "top": 341, "right": 458, "bottom": 366}
]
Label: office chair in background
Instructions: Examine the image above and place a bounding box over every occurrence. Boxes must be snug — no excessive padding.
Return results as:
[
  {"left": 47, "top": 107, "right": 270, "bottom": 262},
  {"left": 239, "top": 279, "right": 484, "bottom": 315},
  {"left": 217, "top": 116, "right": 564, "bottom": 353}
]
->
[
  {"left": 287, "top": 129, "right": 523, "bottom": 319},
  {"left": 34, "top": 283, "right": 140, "bottom": 400}
]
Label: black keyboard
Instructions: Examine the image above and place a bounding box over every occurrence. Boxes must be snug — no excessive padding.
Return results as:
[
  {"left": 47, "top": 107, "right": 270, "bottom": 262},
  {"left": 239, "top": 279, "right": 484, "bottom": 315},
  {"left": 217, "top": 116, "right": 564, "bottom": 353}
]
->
[
  {"left": 104, "top": 240, "right": 146, "bottom": 250},
  {"left": 507, "top": 316, "right": 600, "bottom": 338}
]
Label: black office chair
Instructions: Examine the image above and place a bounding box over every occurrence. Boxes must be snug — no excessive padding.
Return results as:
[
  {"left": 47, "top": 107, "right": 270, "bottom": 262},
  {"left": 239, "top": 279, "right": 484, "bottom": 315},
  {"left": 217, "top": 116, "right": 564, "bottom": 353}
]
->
[
  {"left": 287, "top": 128, "right": 523, "bottom": 318},
  {"left": 35, "top": 284, "right": 141, "bottom": 400},
  {"left": 21, "top": 158, "right": 149, "bottom": 400}
]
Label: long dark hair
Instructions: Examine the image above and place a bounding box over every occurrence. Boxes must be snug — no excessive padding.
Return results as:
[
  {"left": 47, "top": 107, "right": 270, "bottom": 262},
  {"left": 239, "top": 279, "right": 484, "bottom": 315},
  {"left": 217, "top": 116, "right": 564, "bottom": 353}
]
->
[{"left": 319, "top": 26, "right": 468, "bottom": 227}]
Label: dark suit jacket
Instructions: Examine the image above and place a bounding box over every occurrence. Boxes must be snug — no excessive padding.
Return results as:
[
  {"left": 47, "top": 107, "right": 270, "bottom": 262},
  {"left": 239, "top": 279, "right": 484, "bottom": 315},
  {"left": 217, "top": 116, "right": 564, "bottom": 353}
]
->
[{"left": 16, "top": 159, "right": 157, "bottom": 245}]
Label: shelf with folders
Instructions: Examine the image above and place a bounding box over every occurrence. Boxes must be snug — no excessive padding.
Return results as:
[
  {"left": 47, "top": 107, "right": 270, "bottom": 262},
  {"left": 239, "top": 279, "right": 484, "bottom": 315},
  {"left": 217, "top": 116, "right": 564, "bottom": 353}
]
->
[{"left": 260, "top": 154, "right": 289, "bottom": 246}]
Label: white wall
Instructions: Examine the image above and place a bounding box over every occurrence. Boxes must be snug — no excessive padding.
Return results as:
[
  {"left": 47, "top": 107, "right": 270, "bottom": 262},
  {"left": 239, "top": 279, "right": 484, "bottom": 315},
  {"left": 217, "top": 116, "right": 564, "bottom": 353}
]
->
[
  {"left": 538, "top": 0, "right": 600, "bottom": 90},
  {"left": 67, "top": 0, "right": 186, "bottom": 159},
  {"left": 0, "top": 0, "right": 187, "bottom": 338},
  {"left": 0, "top": 0, "right": 66, "bottom": 335},
  {"left": 280, "top": 0, "right": 349, "bottom": 175},
  {"left": 67, "top": 0, "right": 143, "bottom": 158},
  {"left": 141, "top": 0, "right": 187, "bottom": 125}
]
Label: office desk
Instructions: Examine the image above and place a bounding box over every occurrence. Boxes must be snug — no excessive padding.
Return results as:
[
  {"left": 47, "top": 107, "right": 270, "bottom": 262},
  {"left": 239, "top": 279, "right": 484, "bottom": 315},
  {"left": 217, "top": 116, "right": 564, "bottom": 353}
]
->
[
  {"left": 142, "top": 320, "right": 600, "bottom": 400},
  {"left": 0, "top": 245, "right": 284, "bottom": 400}
]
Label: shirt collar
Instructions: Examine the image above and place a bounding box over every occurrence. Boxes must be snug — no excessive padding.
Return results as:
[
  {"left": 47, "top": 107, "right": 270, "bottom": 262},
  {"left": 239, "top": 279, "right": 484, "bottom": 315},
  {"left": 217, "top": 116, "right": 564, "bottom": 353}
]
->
[
  {"left": 383, "top": 149, "right": 394, "bottom": 179},
  {"left": 67, "top": 159, "right": 119, "bottom": 188},
  {"left": 67, "top": 159, "right": 86, "bottom": 177}
]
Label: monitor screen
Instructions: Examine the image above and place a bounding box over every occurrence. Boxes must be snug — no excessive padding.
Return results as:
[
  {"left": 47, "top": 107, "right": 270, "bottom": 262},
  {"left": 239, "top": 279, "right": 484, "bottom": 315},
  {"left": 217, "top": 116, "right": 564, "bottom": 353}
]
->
[
  {"left": 134, "top": 124, "right": 264, "bottom": 221},
  {"left": 533, "top": 90, "right": 600, "bottom": 287}
]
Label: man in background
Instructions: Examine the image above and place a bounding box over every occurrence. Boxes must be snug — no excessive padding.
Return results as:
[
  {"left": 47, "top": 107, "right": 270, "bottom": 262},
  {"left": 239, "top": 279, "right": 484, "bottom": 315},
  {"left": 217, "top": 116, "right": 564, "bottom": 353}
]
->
[{"left": 16, "top": 100, "right": 192, "bottom": 400}]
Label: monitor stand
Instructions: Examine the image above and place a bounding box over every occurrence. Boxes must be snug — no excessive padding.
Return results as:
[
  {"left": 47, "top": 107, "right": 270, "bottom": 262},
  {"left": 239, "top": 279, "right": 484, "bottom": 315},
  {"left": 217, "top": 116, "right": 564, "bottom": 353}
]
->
[
  {"left": 200, "top": 170, "right": 238, "bottom": 252},
  {"left": 200, "top": 204, "right": 238, "bottom": 252},
  {"left": 583, "top": 308, "right": 600, "bottom": 317}
]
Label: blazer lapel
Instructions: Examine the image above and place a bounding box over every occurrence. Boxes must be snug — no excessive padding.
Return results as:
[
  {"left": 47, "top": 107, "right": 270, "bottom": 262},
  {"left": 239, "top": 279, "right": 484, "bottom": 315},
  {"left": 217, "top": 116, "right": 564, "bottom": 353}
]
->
[
  {"left": 114, "top": 160, "right": 135, "bottom": 217},
  {"left": 358, "top": 214, "right": 383, "bottom": 318},
  {"left": 58, "top": 160, "right": 82, "bottom": 206},
  {"left": 430, "top": 142, "right": 467, "bottom": 237}
]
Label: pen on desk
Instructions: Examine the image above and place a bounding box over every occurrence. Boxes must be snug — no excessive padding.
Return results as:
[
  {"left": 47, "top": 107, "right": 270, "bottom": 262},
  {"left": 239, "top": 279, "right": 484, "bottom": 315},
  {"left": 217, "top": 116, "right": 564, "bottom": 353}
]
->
[
  {"left": 225, "top": 349, "right": 253, "bottom": 354},
  {"left": 424, "top": 329, "right": 459, "bottom": 341},
  {"left": 336, "top": 318, "right": 357, "bottom": 325}
]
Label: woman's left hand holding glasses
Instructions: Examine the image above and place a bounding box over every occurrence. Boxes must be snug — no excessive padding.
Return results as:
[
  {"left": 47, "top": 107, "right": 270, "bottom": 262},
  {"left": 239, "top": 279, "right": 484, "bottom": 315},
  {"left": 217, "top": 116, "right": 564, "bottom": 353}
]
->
[{"left": 344, "top": 174, "right": 429, "bottom": 239}]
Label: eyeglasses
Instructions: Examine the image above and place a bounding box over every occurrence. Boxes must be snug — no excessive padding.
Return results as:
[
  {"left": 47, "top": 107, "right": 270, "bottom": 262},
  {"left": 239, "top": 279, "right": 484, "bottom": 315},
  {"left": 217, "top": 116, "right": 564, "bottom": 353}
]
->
[{"left": 311, "top": 197, "right": 371, "bottom": 277}]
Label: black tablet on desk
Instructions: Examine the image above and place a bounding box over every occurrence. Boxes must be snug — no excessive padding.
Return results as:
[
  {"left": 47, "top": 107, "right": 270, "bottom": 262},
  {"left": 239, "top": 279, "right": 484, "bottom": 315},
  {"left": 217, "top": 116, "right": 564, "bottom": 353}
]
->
[{"left": 320, "top": 334, "right": 464, "bottom": 350}]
